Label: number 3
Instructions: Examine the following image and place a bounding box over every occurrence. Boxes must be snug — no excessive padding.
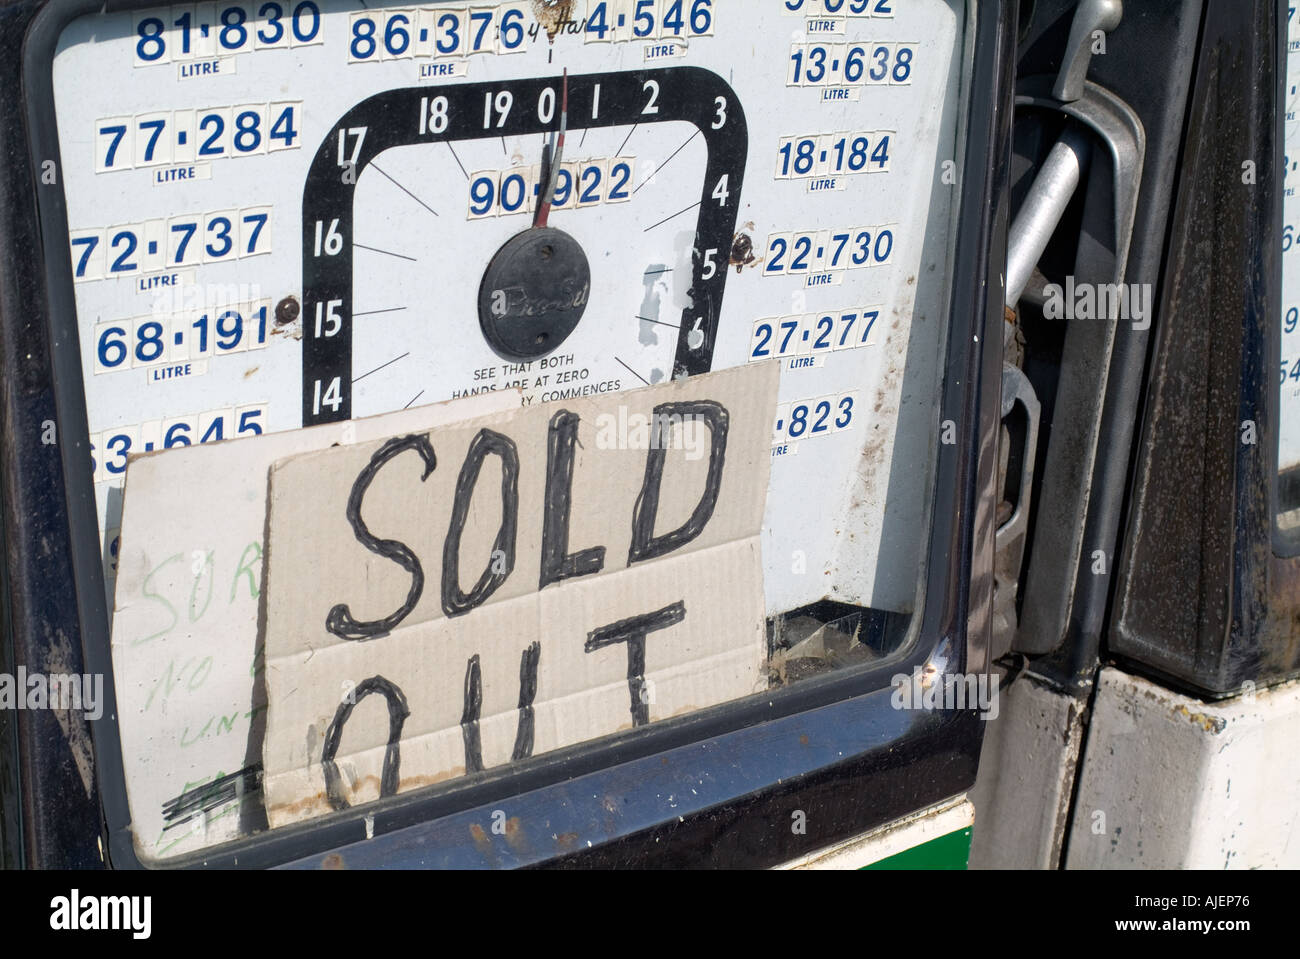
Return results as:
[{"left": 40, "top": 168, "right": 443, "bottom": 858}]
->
[{"left": 712, "top": 96, "right": 727, "bottom": 130}]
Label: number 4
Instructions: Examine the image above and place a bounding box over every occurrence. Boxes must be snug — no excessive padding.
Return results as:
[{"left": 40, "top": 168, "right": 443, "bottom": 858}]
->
[
  {"left": 712, "top": 175, "right": 729, "bottom": 206},
  {"left": 270, "top": 104, "right": 299, "bottom": 149}
]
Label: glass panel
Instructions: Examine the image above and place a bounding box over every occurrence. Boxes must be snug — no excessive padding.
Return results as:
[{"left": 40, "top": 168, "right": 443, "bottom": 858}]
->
[{"left": 46, "top": 0, "right": 976, "bottom": 860}]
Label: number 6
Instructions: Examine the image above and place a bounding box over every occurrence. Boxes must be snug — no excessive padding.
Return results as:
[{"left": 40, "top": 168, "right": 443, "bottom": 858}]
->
[{"left": 689, "top": 317, "right": 705, "bottom": 349}]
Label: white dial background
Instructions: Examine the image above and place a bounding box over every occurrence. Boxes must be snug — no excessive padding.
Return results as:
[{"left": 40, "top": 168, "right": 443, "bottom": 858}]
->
[{"left": 349, "top": 121, "right": 704, "bottom": 417}]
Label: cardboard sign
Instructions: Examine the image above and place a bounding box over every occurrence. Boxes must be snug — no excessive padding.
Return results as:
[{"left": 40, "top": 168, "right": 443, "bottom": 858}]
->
[
  {"left": 260, "top": 362, "right": 778, "bottom": 826},
  {"left": 112, "top": 390, "right": 519, "bottom": 860}
]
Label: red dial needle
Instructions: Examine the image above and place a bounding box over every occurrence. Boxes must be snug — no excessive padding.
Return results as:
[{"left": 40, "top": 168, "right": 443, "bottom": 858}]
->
[{"left": 534, "top": 69, "right": 569, "bottom": 229}]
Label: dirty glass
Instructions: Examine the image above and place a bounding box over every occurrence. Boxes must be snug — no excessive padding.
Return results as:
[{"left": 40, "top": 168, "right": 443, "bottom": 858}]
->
[{"left": 41, "top": 0, "right": 977, "bottom": 860}]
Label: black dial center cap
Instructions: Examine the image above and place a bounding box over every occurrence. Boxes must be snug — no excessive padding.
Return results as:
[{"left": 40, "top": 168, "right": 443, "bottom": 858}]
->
[{"left": 477, "top": 227, "right": 591, "bottom": 360}]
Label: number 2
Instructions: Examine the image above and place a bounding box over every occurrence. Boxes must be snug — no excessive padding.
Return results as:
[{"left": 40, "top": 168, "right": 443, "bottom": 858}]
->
[
  {"left": 642, "top": 79, "right": 660, "bottom": 115},
  {"left": 199, "top": 114, "right": 225, "bottom": 156},
  {"left": 767, "top": 237, "right": 788, "bottom": 272},
  {"left": 109, "top": 230, "right": 137, "bottom": 273}
]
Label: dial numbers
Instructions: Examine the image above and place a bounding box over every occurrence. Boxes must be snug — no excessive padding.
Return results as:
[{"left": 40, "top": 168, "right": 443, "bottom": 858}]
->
[{"left": 300, "top": 68, "right": 747, "bottom": 426}]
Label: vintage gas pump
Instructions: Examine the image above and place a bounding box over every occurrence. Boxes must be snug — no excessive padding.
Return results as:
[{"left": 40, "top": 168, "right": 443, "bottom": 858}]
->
[
  {"left": 8, "top": 0, "right": 1299, "bottom": 875},
  {"left": 0, "top": 0, "right": 1014, "bottom": 868}
]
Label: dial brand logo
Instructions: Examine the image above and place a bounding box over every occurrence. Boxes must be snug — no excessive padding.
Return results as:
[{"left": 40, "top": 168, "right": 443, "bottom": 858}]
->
[
  {"left": 49, "top": 890, "right": 151, "bottom": 939},
  {"left": 489, "top": 281, "right": 592, "bottom": 319}
]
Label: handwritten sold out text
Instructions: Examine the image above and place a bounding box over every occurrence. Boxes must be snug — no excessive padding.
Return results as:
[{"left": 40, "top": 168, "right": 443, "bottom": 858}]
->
[{"left": 314, "top": 401, "right": 729, "bottom": 812}]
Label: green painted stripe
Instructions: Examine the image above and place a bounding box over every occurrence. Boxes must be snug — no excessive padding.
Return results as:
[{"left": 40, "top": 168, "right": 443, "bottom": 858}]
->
[{"left": 861, "top": 826, "right": 972, "bottom": 870}]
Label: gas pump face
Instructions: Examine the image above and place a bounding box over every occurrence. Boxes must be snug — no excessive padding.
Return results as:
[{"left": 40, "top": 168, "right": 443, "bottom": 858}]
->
[{"left": 5, "top": 0, "right": 1007, "bottom": 867}]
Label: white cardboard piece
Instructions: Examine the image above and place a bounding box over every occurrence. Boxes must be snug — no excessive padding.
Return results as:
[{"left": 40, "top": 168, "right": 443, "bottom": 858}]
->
[
  {"left": 112, "top": 390, "right": 520, "bottom": 860},
  {"left": 260, "top": 362, "right": 779, "bottom": 827}
]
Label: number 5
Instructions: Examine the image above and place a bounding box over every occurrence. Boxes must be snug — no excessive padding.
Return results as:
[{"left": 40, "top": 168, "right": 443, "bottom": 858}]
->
[{"left": 315, "top": 299, "right": 344, "bottom": 337}]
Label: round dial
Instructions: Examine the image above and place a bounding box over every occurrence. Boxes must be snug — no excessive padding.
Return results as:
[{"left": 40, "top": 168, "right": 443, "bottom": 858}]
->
[{"left": 303, "top": 67, "right": 745, "bottom": 425}]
